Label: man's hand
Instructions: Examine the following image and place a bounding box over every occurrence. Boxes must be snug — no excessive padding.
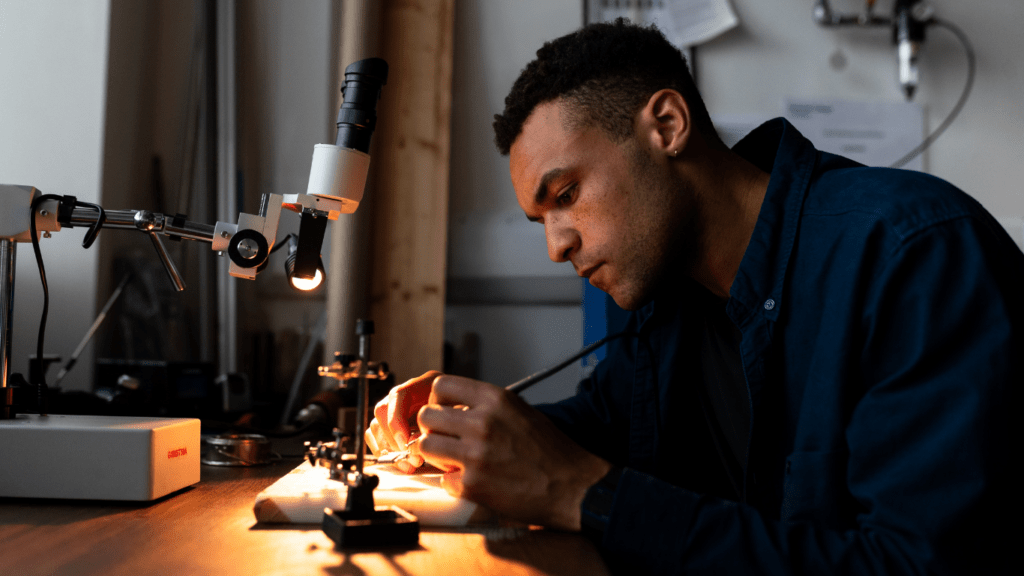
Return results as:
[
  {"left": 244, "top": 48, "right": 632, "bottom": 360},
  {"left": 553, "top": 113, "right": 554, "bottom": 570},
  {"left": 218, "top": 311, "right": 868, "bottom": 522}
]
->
[
  {"left": 365, "top": 370, "right": 440, "bottom": 473},
  {"left": 416, "top": 374, "right": 611, "bottom": 531}
]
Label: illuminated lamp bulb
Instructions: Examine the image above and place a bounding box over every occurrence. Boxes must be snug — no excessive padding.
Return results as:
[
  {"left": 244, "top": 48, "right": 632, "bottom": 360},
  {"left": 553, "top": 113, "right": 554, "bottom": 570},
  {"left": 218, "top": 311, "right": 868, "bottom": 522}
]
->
[
  {"left": 284, "top": 246, "right": 326, "bottom": 292},
  {"left": 290, "top": 267, "right": 324, "bottom": 291}
]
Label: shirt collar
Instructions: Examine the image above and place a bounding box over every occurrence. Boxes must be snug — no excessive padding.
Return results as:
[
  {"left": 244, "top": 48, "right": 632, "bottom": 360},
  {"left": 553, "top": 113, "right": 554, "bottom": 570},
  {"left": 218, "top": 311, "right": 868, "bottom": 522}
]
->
[{"left": 726, "top": 118, "right": 818, "bottom": 325}]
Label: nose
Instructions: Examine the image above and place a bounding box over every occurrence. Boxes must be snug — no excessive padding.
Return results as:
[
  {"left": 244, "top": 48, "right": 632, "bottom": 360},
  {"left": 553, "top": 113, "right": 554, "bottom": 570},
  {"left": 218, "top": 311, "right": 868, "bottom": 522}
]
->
[{"left": 544, "top": 216, "right": 579, "bottom": 263}]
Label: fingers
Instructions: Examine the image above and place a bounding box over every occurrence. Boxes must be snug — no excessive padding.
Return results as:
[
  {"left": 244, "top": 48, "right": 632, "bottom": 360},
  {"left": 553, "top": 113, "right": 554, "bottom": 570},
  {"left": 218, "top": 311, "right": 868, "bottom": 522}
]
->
[
  {"left": 366, "top": 425, "right": 421, "bottom": 474},
  {"left": 428, "top": 374, "right": 500, "bottom": 408},
  {"left": 415, "top": 377, "right": 507, "bottom": 471},
  {"left": 417, "top": 432, "right": 465, "bottom": 474},
  {"left": 365, "top": 422, "right": 381, "bottom": 455},
  {"left": 417, "top": 403, "right": 474, "bottom": 439},
  {"left": 372, "top": 394, "right": 400, "bottom": 453},
  {"left": 441, "top": 469, "right": 464, "bottom": 497},
  {"left": 369, "top": 370, "right": 441, "bottom": 457},
  {"left": 368, "top": 373, "right": 501, "bottom": 476},
  {"left": 403, "top": 438, "right": 426, "bottom": 469},
  {"left": 387, "top": 370, "right": 441, "bottom": 446},
  {"left": 393, "top": 459, "right": 420, "bottom": 474}
]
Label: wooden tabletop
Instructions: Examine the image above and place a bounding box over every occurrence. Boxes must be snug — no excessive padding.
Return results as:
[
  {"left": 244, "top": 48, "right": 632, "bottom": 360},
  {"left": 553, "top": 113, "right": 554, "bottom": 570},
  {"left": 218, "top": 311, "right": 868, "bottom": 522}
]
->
[{"left": 0, "top": 456, "right": 611, "bottom": 576}]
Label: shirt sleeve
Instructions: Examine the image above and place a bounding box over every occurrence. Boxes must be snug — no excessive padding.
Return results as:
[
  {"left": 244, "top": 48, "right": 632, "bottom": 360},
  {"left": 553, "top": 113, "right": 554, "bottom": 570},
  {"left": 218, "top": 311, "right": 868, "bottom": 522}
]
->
[{"left": 588, "top": 217, "right": 1021, "bottom": 575}]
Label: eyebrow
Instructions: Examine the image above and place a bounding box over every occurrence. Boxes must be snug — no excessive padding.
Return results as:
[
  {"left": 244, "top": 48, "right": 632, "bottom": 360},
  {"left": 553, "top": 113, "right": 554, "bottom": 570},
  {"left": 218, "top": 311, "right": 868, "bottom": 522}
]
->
[{"left": 527, "top": 168, "right": 568, "bottom": 222}]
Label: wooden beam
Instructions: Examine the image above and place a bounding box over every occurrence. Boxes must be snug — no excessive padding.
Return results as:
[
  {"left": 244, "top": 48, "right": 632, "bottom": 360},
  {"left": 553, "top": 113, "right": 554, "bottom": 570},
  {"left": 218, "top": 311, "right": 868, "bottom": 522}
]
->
[{"left": 369, "top": 0, "right": 455, "bottom": 381}]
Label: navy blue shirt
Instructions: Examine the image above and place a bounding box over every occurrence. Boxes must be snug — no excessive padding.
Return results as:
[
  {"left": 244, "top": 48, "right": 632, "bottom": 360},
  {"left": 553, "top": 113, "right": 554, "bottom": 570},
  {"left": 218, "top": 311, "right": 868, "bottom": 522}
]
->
[{"left": 538, "top": 119, "right": 1022, "bottom": 574}]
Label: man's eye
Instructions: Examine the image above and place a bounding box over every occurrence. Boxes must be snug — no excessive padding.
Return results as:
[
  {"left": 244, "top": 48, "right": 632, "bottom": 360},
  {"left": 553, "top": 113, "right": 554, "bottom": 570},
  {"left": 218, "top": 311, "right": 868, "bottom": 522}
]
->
[{"left": 556, "top": 185, "right": 576, "bottom": 206}]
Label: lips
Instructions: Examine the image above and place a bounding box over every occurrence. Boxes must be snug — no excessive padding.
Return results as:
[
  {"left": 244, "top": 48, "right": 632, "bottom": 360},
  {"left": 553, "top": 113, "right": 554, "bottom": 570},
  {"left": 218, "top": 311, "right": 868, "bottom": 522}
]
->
[
  {"left": 577, "top": 262, "right": 601, "bottom": 280},
  {"left": 577, "top": 263, "right": 606, "bottom": 290}
]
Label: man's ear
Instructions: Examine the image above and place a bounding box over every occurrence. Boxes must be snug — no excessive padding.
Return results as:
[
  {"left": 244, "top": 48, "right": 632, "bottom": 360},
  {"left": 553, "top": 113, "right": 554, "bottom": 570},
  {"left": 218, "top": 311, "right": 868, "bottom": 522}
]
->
[{"left": 638, "top": 89, "right": 691, "bottom": 158}]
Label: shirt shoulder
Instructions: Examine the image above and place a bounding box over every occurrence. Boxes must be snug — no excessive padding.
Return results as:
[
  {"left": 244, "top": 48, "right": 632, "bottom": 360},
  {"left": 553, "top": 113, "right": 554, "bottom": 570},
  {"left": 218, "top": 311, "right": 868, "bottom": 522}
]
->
[{"left": 804, "top": 153, "right": 994, "bottom": 245}]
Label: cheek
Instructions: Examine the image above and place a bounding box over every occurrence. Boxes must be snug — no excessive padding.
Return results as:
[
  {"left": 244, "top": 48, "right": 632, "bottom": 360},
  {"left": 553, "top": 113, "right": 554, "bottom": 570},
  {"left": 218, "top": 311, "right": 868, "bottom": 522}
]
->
[
  {"left": 572, "top": 200, "right": 617, "bottom": 252},
  {"left": 574, "top": 180, "right": 630, "bottom": 243}
]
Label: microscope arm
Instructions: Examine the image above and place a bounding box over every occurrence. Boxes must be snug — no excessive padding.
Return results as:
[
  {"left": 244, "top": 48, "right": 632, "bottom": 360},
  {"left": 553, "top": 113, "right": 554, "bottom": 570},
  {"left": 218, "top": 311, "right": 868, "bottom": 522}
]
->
[
  {"left": 33, "top": 188, "right": 352, "bottom": 290},
  {"left": 16, "top": 56, "right": 388, "bottom": 289}
]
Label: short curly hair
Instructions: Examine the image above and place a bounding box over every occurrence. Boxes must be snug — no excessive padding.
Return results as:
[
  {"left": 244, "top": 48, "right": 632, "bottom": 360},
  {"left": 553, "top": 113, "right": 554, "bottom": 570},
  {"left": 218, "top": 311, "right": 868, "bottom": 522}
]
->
[{"left": 493, "top": 18, "right": 719, "bottom": 156}]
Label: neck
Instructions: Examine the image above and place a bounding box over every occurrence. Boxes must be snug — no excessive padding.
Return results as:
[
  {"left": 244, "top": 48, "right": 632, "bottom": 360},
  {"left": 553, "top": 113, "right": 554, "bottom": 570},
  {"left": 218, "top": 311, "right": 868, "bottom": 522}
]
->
[{"left": 685, "top": 147, "right": 770, "bottom": 299}]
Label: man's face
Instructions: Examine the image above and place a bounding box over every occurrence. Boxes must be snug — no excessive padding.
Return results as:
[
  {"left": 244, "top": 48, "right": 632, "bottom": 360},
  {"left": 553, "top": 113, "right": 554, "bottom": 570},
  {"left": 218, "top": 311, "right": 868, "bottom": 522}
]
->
[{"left": 509, "top": 100, "right": 696, "bottom": 310}]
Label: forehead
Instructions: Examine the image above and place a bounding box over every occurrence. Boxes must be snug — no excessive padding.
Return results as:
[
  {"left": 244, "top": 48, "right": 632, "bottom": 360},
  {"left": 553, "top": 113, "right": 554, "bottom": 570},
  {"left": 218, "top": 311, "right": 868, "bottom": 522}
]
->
[{"left": 508, "top": 101, "right": 589, "bottom": 209}]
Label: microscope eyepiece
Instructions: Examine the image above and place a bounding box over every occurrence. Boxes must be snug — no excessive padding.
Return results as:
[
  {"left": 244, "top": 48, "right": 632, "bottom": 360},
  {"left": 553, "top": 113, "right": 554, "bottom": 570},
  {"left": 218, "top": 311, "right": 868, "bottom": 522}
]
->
[{"left": 336, "top": 58, "right": 389, "bottom": 154}]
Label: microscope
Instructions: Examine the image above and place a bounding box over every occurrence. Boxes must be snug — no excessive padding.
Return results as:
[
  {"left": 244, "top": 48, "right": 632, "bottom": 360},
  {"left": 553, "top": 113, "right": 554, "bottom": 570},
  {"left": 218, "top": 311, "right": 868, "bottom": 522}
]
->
[{"left": 0, "top": 58, "right": 393, "bottom": 512}]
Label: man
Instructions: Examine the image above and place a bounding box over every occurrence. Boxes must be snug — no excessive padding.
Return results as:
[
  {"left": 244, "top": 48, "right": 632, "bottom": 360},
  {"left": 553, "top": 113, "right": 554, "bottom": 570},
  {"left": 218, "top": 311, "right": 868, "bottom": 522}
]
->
[{"left": 367, "top": 19, "right": 1019, "bottom": 574}]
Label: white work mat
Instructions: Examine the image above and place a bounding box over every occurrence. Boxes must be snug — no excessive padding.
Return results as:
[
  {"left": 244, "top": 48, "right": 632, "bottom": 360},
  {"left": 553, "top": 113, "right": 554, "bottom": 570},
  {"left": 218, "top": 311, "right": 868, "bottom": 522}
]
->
[{"left": 254, "top": 460, "right": 479, "bottom": 526}]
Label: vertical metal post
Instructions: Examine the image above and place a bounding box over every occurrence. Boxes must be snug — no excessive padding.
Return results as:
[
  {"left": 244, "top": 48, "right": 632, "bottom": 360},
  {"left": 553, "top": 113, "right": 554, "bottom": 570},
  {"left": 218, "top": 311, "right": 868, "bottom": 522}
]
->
[
  {"left": 216, "top": 0, "right": 238, "bottom": 375},
  {"left": 353, "top": 319, "right": 373, "bottom": 473},
  {"left": 1, "top": 239, "right": 15, "bottom": 417}
]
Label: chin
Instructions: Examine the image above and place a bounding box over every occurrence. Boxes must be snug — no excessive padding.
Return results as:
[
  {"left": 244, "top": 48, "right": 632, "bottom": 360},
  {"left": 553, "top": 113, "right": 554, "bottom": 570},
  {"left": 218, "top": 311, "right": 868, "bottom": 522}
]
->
[
  {"left": 606, "top": 287, "right": 647, "bottom": 312},
  {"left": 594, "top": 275, "right": 651, "bottom": 311},
  {"left": 614, "top": 277, "right": 663, "bottom": 310},
  {"left": 614, "top": 298, "right": 648, "bottom": 312}
]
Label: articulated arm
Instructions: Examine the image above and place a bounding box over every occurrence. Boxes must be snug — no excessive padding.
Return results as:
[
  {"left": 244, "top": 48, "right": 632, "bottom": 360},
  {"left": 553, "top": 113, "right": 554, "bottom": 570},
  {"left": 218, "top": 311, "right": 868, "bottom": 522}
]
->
[{"left": 2, "top": 57, "right": 388, "bottom": 288}]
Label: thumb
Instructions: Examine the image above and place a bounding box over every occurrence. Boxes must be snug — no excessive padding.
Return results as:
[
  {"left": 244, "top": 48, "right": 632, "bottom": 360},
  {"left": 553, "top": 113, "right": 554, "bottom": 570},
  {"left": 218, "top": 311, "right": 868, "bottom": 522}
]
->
[{"left": 440, "top": 469, "right": 465, "bottom": 497}]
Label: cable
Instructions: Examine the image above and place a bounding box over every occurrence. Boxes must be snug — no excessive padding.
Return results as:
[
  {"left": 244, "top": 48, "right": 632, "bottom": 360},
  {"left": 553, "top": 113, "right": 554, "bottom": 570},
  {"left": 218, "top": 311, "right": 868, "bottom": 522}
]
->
[
  {"left": 28, "top": 195, "right": 107, "bottom": 414},
  {"left": 77, "top": 201, "right": 106, "bottom": 249},
  {"left": 269, "top": 233, "right": 297, "bottom": 256},
  {"left": 29, "top": 194, "right": 62, "bottom": 414},
  {"left": 505, "top": 331, "right": 638, "bottom": 394},
  {"left": 890, "top": 18, "right": 976, "bottom": 169}
]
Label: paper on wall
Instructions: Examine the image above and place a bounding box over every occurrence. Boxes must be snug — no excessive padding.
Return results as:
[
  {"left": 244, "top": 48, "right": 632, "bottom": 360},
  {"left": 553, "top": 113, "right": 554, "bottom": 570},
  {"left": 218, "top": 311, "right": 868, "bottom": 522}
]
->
[
  {"left": 784, "top": 98, "right": 925, "bottom": 171},
  {"left": 587, "top": 0, "right": 739, "bottom": 47}
]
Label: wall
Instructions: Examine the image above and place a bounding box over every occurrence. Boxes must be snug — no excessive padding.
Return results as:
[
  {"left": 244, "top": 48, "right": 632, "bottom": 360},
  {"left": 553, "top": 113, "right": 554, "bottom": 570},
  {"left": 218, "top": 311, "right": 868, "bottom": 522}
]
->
[
  {"left": 97, "top": 0, "right": 207, "bottom": 371},
  {"left": 445, "top": 0, "right": 1024, "bottom": 403},
  {"left": 0, "top": 0, "right": 110, "bottom": 391},
  {"left": 447, "top": 0, "right": 585, "bottom": 404}
]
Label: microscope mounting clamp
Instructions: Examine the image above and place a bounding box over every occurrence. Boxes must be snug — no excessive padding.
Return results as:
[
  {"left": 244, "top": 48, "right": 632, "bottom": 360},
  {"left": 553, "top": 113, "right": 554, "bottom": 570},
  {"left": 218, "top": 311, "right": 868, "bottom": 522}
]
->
[{"left": 305, "top": 319, "right": 419, "bottom": 548}]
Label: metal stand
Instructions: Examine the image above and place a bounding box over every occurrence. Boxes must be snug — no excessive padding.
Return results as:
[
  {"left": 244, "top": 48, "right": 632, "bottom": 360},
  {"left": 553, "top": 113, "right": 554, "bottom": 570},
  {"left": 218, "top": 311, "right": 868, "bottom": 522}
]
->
[
  {"left": 306, "top": 319, "right": 419, "bottom": 548},
  {"left": 1, "top": 239, "right": 15, "bottom": 418}
]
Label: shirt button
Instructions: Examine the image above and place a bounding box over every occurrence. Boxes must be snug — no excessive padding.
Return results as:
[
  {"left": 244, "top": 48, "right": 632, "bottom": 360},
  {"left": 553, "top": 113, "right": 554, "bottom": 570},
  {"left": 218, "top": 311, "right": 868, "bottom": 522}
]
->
[{"left": 764, "top": 298, "right": 775, "bottom": 311}]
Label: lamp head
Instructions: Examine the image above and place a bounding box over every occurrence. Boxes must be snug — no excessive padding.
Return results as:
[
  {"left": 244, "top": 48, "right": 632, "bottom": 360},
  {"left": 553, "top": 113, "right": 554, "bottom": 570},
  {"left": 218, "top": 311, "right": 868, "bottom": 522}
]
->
[{"left": 284, "top": 236, "right": 326, "bottom": 292}]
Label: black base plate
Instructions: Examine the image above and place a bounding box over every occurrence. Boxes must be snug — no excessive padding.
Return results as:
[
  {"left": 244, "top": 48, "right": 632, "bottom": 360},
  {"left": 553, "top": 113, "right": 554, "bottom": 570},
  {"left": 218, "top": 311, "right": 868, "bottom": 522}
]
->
[{"left": 322, "top": 506, "right": 420, "bottom": 548}]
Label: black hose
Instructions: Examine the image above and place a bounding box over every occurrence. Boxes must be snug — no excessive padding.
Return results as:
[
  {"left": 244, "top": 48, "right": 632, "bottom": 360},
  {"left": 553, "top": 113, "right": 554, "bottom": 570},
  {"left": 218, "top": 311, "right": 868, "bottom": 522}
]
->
[
  {"left": 890, "top": 18, "right": 976, "bottom": 169},
  {"left": 28, "top": 195, "right": 108, "bottom": 414},
  {"left": 29, "top": 194, "right": 63, "bottom": 414},
  {"left": 505, "top": 331, "right": 638, "bottom": 394}
]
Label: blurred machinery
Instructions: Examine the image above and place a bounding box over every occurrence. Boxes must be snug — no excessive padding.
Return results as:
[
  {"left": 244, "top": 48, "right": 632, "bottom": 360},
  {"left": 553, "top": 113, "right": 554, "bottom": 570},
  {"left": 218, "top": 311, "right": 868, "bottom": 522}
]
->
[
  {"left": 813, "top": 0, "right": 932, "bottom": 100},
  {"left": 813, "top": 0, "right": 975, "bottom": 169}
]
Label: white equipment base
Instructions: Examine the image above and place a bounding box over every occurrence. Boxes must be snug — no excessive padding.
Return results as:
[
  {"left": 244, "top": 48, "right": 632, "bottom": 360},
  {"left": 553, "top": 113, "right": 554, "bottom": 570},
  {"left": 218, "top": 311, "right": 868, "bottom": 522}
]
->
[
  {"left": 0, "top": 414, "right": 200, "bottom": 500},
  {"left": 254, "top": 460, "right": 481, "bottom": 526}
]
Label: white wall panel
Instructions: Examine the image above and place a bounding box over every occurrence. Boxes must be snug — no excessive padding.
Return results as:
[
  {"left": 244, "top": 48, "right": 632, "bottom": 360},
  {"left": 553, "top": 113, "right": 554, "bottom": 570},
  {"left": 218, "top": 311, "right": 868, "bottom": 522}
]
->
[{"left": 0, "top": 0, "right": 111, "bottom": 391}]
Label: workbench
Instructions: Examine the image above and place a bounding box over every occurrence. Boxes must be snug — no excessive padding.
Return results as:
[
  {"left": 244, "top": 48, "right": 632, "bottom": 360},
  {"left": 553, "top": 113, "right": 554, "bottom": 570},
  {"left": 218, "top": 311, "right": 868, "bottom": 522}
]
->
[{"left": 0, "top": 454, "right": 611, "bottom": 575}]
